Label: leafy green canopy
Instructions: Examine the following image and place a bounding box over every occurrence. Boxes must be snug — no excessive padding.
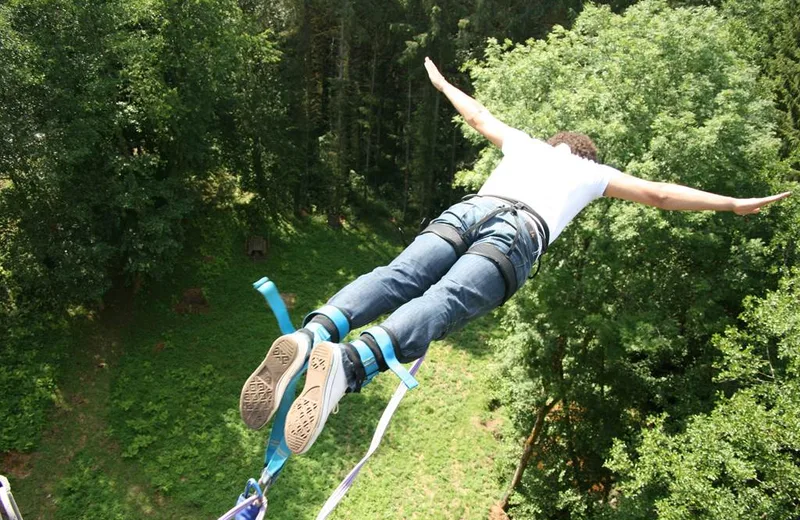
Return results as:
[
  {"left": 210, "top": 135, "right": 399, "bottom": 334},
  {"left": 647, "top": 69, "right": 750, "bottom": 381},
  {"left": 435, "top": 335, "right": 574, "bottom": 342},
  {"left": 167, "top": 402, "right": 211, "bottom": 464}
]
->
[
  {"left": 0, "top": 0, "right": 283, "bottom": 452},
  {"left": 0, "top": 0, "right": 283, "bottom": 316},
  {"left": 607, "top": 269, "right": 800, "bottom": 519},
  {"left": 722, "top": 0, "right": 800, "bottom": 166},
  {"left": 458, "top": 1, "right": 790, "bottom": 517}
]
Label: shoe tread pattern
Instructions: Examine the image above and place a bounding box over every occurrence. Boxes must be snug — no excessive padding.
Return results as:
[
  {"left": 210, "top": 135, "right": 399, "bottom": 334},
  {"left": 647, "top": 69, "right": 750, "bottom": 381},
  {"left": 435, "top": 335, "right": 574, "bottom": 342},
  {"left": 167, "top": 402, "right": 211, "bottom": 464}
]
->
[
  {"left": 240, "top": 337, "right": 299, "bottom": 429},
  {"left": 285, "top": 343, "right": 334, "bottom": 454}
]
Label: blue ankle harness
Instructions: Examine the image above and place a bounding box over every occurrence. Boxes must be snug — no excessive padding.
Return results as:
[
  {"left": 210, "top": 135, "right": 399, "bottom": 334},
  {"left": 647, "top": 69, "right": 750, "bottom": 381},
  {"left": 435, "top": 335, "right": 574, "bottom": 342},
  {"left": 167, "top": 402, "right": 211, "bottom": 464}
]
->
[
  {"left": 351, "top": 327, "right": 418, "bottom": 390},
  {"left": 305, "top": 305, "right": 418, "bottom": 391},
  {"left": 303, "top": 304, "right": 350, "bottom": 344},
  {"left": 222, "top": 276, "right": 422, "bottom": 520}
]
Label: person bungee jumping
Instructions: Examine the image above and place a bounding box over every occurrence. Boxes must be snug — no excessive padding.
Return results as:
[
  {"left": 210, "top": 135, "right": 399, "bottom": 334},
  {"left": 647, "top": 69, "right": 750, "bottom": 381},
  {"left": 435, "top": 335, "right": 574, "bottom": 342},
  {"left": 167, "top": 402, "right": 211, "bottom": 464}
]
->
[{"left": 239, "top": 57, "right": 790, "bottom": 455}]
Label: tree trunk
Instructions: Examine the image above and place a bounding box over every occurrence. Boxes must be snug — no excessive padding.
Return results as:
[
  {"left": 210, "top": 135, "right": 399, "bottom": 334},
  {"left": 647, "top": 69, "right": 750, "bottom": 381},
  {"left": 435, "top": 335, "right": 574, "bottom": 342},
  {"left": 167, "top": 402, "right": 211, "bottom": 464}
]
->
[
  {"left": 498, "top": 398, "right": 559, "bottom": 512},
  {"left": 331, "top": 0, "right": 349, "bottom": 223},
  {"left": 449, "top": 121, "right": 457, "bottom": 187},
  {"left": 364, "top": 43, "right": 378, "bottom": 200},
  {"left": 425, "top": 81, "right": 440, "bottom": 216},
  {"left": 376, "top": 98, "right": 383, "bottom": 184},
  {"left": 252, "top": 136, "right": 265, "bottom": 195},
  {"left": 402, "top": 70, "right": 411, "bottom": 219},
  {"left": 297, "top": 0, "right": 312, "bottom": 215}
]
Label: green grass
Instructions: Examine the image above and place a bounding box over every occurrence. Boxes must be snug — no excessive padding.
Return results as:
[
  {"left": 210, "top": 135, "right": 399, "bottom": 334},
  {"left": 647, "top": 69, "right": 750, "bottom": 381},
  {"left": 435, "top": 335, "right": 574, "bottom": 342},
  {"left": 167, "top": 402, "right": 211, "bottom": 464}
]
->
[{"left": 10, "top": 216, "right": 514, "bottom": 519}]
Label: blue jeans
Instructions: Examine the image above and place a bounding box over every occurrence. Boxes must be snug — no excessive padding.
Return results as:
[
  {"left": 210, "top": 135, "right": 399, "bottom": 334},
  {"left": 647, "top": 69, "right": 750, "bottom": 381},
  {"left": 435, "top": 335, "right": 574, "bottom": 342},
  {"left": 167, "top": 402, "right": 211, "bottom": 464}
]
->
[{"left": 325, "top": 197, "right": 543, "bottom": 367}]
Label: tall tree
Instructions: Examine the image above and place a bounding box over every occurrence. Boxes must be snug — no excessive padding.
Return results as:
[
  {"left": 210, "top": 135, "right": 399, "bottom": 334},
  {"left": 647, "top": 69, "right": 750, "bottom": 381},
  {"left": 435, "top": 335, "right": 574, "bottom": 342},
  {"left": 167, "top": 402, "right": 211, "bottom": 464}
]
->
[
  {"left": 606, "top": 267, "right": 800, "bottom": 519},
  {"left": 0, "top": 0, "right": 284, "bottom": 312},
  {"left": 459, "top": 1, "right": 789, "bottom": 516},
  {"left": 722, "top": 0, "right": 800, "bottom": 166}
]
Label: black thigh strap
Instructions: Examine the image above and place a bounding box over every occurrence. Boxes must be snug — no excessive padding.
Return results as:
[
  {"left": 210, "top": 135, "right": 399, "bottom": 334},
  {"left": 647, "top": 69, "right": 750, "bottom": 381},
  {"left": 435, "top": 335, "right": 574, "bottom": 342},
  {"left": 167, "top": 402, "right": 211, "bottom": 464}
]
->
[
  {"left": 421, "top": 223, "right": 468, "bottom": 256},
  {"left": 466, "top": 243, "right": 517, "bottom": 304}
]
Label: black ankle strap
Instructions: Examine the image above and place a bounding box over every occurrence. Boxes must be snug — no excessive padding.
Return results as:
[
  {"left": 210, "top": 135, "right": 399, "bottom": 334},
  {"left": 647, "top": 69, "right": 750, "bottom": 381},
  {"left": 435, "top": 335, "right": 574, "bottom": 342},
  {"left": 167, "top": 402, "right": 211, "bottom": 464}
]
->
[{"left": 342, "top": 343, "right": 367, "bottom": 392}]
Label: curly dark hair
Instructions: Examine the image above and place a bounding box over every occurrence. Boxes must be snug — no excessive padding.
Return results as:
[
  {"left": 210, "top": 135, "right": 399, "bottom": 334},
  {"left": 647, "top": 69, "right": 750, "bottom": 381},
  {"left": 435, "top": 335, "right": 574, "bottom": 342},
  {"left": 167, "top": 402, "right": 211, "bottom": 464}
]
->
[{"left": 547, "top": 131, "right": 598, "bottom": 162}]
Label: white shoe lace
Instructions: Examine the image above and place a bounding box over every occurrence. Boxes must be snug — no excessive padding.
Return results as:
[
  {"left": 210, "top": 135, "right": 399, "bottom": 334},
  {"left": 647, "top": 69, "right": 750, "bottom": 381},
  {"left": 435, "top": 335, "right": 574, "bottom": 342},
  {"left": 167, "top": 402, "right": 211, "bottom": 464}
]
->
[{"left": 332, "top": 403, "right": 340, "bottom": 415}]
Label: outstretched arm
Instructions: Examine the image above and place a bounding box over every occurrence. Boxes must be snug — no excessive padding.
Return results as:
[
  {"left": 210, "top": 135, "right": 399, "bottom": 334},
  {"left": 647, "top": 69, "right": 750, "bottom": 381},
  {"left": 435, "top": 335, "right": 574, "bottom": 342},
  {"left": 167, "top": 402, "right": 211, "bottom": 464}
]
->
[
  {"left": 424, "top": 57, "right": 510, "bottom": 148},
  {"left": 605, "top": 173, "right": 791, "bottom": 215}
]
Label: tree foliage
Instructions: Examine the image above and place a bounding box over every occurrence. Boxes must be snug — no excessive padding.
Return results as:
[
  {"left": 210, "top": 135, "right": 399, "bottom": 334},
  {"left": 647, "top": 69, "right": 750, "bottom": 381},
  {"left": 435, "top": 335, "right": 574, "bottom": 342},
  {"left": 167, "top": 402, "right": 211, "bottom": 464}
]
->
[
  {"left": 0, "top": 0, "right": 284, "bottom": 314},
  {"left": 607, "top": 269, "right": 800, "bottom": 519},
  {"left": 460, "top": 1, "right": 794, "bottom": 516},
  {"left": 722, "top": 0, "right": 800, "bottom": 167},
  {"left": 0, "top": 0, "right": 284, "bottom": 451}
]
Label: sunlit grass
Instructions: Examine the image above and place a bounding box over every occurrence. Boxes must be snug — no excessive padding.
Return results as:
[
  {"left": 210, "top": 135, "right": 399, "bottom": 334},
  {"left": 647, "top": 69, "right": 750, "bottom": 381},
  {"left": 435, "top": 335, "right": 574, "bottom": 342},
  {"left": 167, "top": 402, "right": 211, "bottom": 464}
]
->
[{"left": 13, "top": 216, "right": 512, "bottom": 519}]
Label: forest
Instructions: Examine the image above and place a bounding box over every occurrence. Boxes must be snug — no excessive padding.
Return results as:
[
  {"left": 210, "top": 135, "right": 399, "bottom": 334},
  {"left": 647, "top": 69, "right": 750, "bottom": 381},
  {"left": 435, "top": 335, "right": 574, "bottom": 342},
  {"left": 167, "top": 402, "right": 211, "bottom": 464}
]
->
[{"left": 1, "top": 0, "right": 799, "bottom": 518}]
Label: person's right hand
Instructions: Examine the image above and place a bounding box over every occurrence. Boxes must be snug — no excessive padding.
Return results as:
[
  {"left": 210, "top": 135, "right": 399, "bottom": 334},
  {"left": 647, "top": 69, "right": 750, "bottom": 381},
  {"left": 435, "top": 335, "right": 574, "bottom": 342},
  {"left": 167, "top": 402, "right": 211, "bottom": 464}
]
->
[
  {"left": 424, "top": 57, "right": 448, "bottom": 92},
  {"left": 733, "top": 191, "right": 791, "bottom": 215}
]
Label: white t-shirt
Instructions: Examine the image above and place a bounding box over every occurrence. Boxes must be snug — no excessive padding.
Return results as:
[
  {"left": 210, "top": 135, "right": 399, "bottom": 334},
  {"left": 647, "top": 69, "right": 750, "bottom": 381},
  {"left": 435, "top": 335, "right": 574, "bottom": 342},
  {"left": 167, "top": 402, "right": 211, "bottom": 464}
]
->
[{"left": 478, "top": 128, "right": 620, "bottom": 245}]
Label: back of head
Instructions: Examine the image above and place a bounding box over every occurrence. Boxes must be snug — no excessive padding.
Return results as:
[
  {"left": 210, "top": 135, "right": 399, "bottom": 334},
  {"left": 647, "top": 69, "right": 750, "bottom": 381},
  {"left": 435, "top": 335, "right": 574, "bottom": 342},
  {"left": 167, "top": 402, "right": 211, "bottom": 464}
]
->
[{"left": 547, "top": 131, "right": 598, "bottom": 162}]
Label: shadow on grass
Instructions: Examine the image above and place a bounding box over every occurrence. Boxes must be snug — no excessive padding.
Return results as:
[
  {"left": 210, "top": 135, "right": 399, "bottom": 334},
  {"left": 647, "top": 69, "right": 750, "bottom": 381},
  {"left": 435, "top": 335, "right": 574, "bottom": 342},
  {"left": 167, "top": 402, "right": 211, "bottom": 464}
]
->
[
  {"left": 444, "top": 312, "right": 506, "bottom": 360},
  {"left": 32, "top": 215, "right": 509, "bottom": 519},
  {"left": 106, "top": 217, "right": 424, "bottom": 518}
]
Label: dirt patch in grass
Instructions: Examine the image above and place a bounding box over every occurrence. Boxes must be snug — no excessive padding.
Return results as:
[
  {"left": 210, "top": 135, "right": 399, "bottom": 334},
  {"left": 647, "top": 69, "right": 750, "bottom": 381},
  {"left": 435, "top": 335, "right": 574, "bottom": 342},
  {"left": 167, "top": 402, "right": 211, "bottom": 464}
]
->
[
  {"left": 471, "top": 415, "right": 504, "bottom": 440},
  {"left": 489, "top": 503, "right": 510, "bottom": 520},
  {"left": 280, "top": 293, "right": 296, "bottom": 309},
  {"left": 1, "top": 451, "right": 34, "bottom": 479},
  {"left": 174, "top": 288, "right": 210, "bottom": 314}
]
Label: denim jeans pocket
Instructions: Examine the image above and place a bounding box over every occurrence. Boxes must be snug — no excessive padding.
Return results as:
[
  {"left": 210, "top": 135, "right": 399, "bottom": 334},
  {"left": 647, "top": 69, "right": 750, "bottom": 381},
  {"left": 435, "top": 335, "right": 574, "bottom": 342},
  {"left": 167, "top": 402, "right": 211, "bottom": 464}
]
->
[{"left": 433, "top": 200, "right": 481, "bottom": 232}]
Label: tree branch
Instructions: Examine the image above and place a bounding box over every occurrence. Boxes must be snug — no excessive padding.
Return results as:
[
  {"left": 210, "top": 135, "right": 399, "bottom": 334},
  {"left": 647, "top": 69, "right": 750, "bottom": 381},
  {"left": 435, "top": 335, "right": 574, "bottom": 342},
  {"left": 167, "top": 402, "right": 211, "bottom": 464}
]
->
[{"left": 498, "top": 397, "right": 560, "bottom": 512}]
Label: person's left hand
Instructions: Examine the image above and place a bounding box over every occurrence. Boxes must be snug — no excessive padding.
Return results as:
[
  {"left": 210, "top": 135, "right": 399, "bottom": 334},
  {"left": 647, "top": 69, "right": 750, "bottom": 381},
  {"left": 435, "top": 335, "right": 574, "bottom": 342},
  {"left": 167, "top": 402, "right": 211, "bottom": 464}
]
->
[
  {"left": 424, "top": 57, "right": 448, "bottom": 92},
  {"left": 733, "top": 191, "right": 792, "bottom": 215}
]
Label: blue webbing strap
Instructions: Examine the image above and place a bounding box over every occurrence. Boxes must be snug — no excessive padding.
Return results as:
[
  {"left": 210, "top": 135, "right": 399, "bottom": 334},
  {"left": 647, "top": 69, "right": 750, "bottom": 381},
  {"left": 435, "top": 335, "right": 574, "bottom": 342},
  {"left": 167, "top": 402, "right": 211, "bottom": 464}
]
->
[
  {"left": 303, "top": 304, "right": 350, "bottom": 342},
  {"left": 251, "top": 277, "right": 298, "bottom": 485},
  {"left": 262, "top": 361, "right": 306, "bottom": 480},
  {"left": 363, "top": 327, "right": 419, "bottom": 390},
  {"left": 223, "top": 277, "right": 421, "bottom": 520},
  {"left": 253, "top": 277, "right": 295, "bottom": 335},
  {"left": 350, "top": 339, "right": 379, "bottom": 385}
]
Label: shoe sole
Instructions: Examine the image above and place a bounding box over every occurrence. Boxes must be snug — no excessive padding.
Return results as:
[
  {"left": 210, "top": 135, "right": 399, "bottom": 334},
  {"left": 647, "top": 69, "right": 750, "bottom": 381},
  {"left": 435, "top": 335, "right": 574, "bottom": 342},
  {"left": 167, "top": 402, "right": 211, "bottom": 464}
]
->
[
  {"left": 239, "top": 335, "right": 307, "bottom": 430},
  {"left": 285, "top": 342, "right": 338, "bottom": 454}
]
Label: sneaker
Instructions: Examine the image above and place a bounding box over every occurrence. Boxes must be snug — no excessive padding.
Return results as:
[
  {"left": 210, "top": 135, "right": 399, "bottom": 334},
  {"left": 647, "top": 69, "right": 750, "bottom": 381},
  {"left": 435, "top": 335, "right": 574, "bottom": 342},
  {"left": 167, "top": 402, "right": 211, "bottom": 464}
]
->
[
  {"left": 284, "top": 342, "right": 348, "bottom": 454},
  {"left": 239, "top": 331, "right": 312, "bottom": 430}
]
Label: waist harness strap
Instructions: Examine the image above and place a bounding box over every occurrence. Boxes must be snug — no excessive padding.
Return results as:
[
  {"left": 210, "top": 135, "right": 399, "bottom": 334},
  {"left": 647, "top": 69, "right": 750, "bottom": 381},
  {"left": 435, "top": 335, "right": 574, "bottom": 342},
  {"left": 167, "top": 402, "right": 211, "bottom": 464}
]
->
[
  {"left": 423, "top": 195, "right": 546, "bottom": 304},
  {"left": 466, "top": 242, "right": 518, "bottom": 304},
  {"left": 476, "top": 195, "right": 550, "bottom": 255}
]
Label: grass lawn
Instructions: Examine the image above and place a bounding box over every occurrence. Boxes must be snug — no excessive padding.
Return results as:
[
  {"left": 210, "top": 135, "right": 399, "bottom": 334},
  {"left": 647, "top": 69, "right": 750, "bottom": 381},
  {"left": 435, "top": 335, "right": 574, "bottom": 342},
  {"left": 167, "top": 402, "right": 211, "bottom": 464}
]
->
[{"left": 8, "top": 216, "right": 515, "bottom": 519}]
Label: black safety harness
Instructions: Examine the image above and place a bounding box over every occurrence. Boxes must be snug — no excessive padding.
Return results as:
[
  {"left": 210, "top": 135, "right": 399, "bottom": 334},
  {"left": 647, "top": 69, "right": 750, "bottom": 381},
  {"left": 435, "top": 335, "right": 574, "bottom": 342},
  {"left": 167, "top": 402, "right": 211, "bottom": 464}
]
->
[{"left": 420, "top": 194, "right": 550, "bottom": 304}]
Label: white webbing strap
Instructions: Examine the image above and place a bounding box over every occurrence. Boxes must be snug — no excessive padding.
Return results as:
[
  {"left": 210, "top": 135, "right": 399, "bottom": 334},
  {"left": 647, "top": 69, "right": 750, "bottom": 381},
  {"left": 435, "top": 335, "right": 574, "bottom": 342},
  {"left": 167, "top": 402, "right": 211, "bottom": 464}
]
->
[
  {"left": 0, "top": 475, "right": 23, "bottom": 520},
  {"left": 316, "top": 356, "right": 424, "bottom": 520}
]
